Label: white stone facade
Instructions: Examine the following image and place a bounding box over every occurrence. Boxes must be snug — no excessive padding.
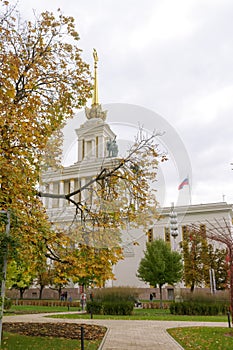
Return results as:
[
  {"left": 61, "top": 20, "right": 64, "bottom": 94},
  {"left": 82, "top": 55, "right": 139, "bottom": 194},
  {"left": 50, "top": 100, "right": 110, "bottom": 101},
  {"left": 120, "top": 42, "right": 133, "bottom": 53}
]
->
[
  {"left": 113, "top": 202, "right": 233, "bottom": 287},
  {"left": 41, "top": 104, "right": 233, "bottom": 288},
  {"left": 155, "top": 202, "right": 233, "bottom": 251}
]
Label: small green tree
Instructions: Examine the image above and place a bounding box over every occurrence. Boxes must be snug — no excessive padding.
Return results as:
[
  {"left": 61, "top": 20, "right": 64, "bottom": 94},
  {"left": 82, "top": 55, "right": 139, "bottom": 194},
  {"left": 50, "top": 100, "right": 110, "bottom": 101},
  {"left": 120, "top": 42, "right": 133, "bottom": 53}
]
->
[
  {"left": 6, "top": 261, "right": 36, "bottom": 299},
  {"left": 137, "top": 239, "right": 183, "bottom": 308}
]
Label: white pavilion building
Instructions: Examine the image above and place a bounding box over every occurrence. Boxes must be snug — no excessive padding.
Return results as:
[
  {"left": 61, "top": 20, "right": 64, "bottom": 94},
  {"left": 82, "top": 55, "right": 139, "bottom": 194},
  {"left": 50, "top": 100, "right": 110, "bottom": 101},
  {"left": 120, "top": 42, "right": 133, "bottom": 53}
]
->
[{"left": 42, "top": 51, "right": 233, "bottom": 289}]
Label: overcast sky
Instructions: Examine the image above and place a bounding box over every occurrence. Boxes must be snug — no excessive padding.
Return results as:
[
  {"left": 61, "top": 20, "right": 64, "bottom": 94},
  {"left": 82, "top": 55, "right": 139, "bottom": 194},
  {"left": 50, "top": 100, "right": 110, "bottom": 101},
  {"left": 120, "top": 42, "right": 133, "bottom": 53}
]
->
[{"left": 17, "top": 0, "right": 233, "bottom": 207}]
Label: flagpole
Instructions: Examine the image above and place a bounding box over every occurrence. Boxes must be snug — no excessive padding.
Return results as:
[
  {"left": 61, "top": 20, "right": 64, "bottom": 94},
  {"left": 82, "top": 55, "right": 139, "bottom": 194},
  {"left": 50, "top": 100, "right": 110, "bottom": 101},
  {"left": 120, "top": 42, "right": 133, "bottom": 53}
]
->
[
  {"left": 178, "top": 176, "right": 192, "bottom": 205},
  {"left": 187, "top": 175, "right": 192, "bottom": 205}
]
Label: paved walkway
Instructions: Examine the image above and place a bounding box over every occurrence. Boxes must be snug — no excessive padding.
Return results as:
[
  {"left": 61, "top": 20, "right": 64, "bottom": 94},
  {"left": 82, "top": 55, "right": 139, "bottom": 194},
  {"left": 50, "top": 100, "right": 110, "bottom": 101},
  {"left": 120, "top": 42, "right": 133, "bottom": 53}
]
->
[{"left": 3, "top": 312, "right": 229, "bottom": 349}]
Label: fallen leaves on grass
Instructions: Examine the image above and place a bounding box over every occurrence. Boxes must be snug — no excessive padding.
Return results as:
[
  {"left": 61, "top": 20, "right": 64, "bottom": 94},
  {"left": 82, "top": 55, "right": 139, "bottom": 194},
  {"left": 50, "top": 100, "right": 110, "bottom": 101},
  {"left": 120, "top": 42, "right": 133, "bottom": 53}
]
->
[{"left": 3, "top": 323, "right": 106, "bottom": 340}]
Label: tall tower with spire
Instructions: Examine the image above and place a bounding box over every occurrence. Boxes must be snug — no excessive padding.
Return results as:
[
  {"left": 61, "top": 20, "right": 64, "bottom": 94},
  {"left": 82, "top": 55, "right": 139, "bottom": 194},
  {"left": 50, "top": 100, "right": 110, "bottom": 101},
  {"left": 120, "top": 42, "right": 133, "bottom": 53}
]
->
[
  {"left": 76, "top": 49, "right": 117, "bottom": 162},
  {"left": 42, "top": 49, "right": 119, "bottom": 218},
  {"left": 41, "top": 49, "right": 127, "bottom": 286}
]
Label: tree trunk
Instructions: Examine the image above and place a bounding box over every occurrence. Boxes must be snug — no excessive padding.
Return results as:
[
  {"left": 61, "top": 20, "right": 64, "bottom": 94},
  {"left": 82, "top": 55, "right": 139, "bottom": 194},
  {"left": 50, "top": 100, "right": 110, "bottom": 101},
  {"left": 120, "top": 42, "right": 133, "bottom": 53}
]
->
[
  {"left": 39, "top": 286, "right": 44, "bottom": 299},
  {"left": 19, "top": 288, "right": 25, "bottom": 299},
  {"left": 159, "top": 284, "right": 163, "bottom": 309},
  {"left": 190, "top": 282, "right": 195, "bottom": 293},
  {"left": 58, "top": 286, "right": 62, "bottom": 300}
]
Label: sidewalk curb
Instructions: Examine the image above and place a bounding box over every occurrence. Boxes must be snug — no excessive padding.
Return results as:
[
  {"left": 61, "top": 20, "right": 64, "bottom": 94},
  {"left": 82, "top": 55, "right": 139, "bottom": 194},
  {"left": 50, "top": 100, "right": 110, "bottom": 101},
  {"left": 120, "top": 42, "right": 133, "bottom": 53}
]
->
[
  {"left": 166, "top": 329, "right": 184, "bottom": 350},
  {"left": 98, "top": 327, "right": 110, "bottom": 350}
]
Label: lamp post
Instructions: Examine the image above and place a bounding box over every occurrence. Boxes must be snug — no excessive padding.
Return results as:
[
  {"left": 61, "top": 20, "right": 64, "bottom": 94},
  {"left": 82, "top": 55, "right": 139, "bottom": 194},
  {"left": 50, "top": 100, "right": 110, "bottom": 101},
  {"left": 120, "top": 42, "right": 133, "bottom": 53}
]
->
[
  {"left": 169, "top": 204, "right": 181, "bottom": 301},
  {"left": 169, "top": 203, "right": 178, "bottom": 251}
]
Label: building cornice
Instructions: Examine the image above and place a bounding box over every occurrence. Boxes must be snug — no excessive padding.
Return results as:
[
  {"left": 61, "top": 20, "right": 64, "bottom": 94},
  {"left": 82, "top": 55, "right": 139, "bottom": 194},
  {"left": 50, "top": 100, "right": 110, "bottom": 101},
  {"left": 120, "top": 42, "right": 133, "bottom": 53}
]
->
[
  {"left": 42, "top": 157, "right": 120, "bottom": 182},
  {"left": 157, "top": 202, "right": 233, "bottom": 221}
]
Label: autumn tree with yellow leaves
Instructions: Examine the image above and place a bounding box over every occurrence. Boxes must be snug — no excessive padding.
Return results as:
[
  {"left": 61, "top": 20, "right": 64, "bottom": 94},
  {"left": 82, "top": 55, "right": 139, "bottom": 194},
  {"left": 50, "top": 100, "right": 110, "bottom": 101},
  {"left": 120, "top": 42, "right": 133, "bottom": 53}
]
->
[
  {"left": 0, "top": 0, "right": 91, "bottom": 309},
  {"left": 38, "top": 130, "right": 165, "bottom": 289},
  {"left": 0, "top": 0, "right": 165, "bottom": 303},
  {"left": 188, "top": 219, "right": 233, "bottom": 322},
  {"left": 182, "top": 225, "right": 229, "bottom": 293}
]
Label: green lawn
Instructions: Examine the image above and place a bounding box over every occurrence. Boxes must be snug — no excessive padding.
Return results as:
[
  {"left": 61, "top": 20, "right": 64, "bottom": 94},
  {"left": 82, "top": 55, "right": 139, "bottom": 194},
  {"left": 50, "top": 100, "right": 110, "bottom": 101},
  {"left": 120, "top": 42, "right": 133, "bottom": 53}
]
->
[
  {"left": 5, "top": 304, "right": 230, "bottom": 323},
  {"left": 50, "top": 308, "right": 230, "bottom": 323},
  {"left": 1, "top": 332, "right": 100, "bottom": 350},
  {"left": 168, "top": 327, "right": 233, "bottom": 350},
  {"left": 4, "top": 304, "right": 232, "bottom": 350}
]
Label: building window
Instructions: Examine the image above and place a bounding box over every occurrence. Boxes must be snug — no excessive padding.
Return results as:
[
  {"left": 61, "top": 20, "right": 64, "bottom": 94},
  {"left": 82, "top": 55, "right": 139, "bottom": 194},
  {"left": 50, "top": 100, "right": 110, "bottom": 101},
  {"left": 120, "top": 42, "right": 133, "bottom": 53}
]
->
[
  {"left": 147, "top": 228, "right": 153, "bottom": 242},
  {"left": 86, "top": 140, "right": 92, "bottom": 157},
  {"left": 164, "top": 227, "right": 170, "bottom": 243}
]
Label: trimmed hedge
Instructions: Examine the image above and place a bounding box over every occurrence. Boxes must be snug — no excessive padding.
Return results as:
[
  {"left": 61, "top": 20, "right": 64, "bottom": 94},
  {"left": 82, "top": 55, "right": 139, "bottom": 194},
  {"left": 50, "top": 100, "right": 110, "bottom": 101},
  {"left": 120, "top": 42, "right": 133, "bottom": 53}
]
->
[
  {"left": 170, "top": 301, "right": 229, "bottom": 316},
  {"left": 86, "top": 287, "right": 136, "bottom": 315},
  {"left": 86, "top": 300, "right": 134, "bottom": 315},
  {"left": 12, "top": 299, "right": 80, "bottom": 307},
  {"left": 86, "top": 301, "right": 102, "bottom": 314},
  {"left": 103, "top": 301, "right": 134, "bottom": 315}
]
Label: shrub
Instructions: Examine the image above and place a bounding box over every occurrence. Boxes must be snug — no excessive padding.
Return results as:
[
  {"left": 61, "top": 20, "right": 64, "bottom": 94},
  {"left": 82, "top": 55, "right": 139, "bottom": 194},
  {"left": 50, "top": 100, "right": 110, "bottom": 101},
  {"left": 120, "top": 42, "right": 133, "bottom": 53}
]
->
[
  {"left": 86, "top": 287, "right": 137, "bottom": 316},
  {"left": 102, "top": 301, "right": 134, "bottom": 315},
  {"left": 86, "top": 301, "right": 103, "bottom": 314},
  {"left": 170, "top": 301, "right": 229, "bottom": 315},
  {"left": 12, "top": 299, "right": 80, "bottom": 307},
  {"left": 3, "top": 297, "right": 12, "bottom": 310},
  {"left": 86, "top": 300, "right": 134, "bottom": 315}
]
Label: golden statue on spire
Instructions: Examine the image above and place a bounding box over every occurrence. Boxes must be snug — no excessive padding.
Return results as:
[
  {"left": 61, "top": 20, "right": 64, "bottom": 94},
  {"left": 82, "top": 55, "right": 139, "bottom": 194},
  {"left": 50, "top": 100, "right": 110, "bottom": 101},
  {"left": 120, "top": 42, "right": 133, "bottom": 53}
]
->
[
  {"left": 92, "top": 48, "right": 99, "bottom": 106},
  {"left": 85, "top": 49, "right": 107, "bottom": 121},
  {"left": 93, "top": 48, "right": 98, "bottom": 63}
]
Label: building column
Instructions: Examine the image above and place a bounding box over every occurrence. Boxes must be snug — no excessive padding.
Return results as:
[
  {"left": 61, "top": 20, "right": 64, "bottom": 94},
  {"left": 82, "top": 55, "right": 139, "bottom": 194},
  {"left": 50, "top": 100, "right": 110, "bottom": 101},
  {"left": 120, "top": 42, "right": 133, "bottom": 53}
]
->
[
  {"left": 81, "top": 178, "right": 86, "bottom": 202},
  {"left": 78, "top": 139, "right": 83, "bottom": 162},
  {"left": 70, "top": 179, "right": 75, "bottom": 205},
  {"left": 99, "top": 136, "right": 105, "bottom": 157},
  {"left": 91, "top": 139, "right": 95, "bottom": 157},
  {"left": 40, "top": 184, "right": 46, "bottom": 207},
  {"left": 59, "top": 180, "right": 64, "bottom": 208},
  {"left": 48, "top": 182, "right": 53, "bottom": 209}
]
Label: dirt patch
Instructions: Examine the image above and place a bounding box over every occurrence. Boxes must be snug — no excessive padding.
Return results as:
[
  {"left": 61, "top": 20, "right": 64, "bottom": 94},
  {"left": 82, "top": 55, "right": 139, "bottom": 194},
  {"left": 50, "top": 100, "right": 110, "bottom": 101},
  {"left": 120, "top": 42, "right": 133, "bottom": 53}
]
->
[
  {"left": 224, "top": 332, "right": 233, "bottom": 338},
  {"left": 3, "top": 322, "right": 106, "bottom": 340}
]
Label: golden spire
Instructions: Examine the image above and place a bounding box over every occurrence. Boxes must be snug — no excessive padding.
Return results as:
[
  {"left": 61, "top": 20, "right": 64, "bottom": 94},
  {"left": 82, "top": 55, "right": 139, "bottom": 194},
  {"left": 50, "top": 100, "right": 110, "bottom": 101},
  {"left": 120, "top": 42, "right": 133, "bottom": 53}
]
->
[
  {"left": 85, "top": 49, "right": 107, "bottom": 121},
  {"left": 92, "top": 48, "right": 99, "bottom": 105}
]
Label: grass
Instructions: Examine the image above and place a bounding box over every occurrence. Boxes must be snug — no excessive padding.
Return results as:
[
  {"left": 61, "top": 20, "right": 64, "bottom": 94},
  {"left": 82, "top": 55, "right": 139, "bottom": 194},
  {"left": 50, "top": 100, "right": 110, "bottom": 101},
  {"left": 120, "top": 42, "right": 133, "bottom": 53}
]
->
[
  {"left": 1, "top": 332, "right": 100, "bottom": 350},
  {"left": 168, "top": 327, "right": 233, "bottom": 350},
  {"left": 49, "top": 307, "right": 230, "bottom": 323},
  {"left": 3, "top": 304, "right": 233, "bottom": 349},
  {"left": 5, "top": 304, "right": 231, "bottom": 322}
]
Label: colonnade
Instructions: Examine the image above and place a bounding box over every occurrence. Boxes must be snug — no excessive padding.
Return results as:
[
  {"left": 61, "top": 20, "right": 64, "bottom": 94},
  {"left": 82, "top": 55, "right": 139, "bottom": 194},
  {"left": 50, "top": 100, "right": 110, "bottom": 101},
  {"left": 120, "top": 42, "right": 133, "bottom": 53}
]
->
[{"left": 43, "top": 177, "right": 92, "bottom": 209}]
